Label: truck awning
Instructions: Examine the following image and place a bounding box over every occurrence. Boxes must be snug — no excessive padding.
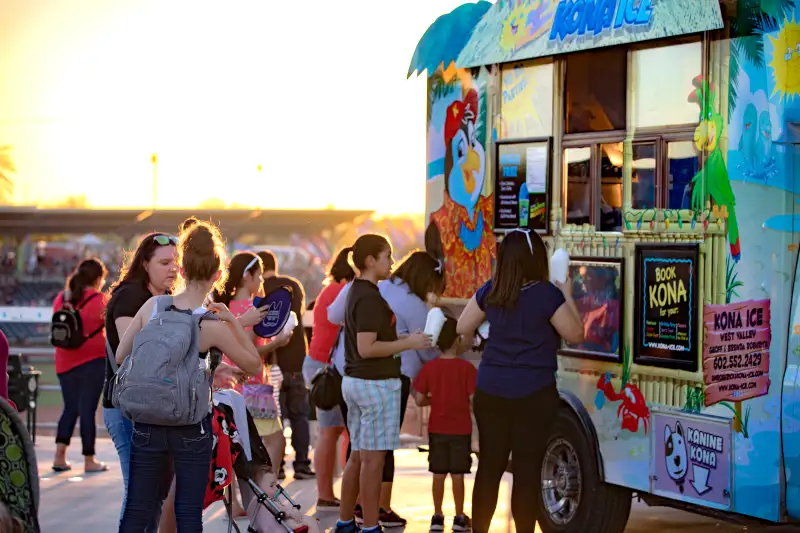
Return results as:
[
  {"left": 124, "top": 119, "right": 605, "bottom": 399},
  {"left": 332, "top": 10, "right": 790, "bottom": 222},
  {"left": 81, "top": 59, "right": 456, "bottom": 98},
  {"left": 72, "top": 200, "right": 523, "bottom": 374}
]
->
[
  {"left": 455, "top": 0, "right": 724, "bottom": 69},
  {"left": 407, "top": 1, "right": 492, "bottom": 78}
]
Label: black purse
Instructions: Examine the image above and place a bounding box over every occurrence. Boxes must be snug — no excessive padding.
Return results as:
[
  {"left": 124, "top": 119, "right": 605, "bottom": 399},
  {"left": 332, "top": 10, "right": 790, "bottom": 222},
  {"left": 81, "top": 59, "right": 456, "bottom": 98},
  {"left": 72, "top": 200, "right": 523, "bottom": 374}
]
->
[{"left": 310, "top": 328, "right": 344, "bottom": 411}]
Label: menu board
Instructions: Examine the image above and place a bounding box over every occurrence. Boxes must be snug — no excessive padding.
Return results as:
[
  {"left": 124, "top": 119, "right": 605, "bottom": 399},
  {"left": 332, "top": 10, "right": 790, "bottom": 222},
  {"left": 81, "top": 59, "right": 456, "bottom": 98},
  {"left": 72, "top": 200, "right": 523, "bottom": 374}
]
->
[
  {"left": 494, "top": 138, "right": 550, "bottom": 232},
  {"left": 702, "top": 299, "right": 771, "bottom": 405},
  {"left": 634, "top": 244, "right": 700, "bottom": 371}
]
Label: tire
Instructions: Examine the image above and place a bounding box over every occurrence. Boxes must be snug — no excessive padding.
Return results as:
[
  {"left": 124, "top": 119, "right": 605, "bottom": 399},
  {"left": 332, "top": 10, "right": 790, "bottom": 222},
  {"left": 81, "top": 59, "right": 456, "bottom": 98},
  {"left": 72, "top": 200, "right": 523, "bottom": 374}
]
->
[{"left": 536, "top": 406, "right": 632, "bottom": 533}]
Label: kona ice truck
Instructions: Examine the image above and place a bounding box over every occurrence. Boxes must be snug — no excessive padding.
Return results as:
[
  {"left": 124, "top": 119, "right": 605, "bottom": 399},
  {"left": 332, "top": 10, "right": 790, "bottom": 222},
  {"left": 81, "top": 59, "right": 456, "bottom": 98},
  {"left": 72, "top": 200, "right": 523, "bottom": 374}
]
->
[{"left": 409, "top": 0, "right": 800, "bottom": 530}]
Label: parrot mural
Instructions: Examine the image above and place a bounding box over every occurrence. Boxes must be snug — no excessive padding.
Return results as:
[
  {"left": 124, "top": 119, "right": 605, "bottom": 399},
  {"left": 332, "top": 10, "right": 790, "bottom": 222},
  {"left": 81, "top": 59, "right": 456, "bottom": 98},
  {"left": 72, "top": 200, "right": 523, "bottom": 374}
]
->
[
  {"left": 425, "top": 86, "right": 496, "bottom": 298},
  {"left": 689, "top": 75, "right": 741, "bottom": 262}
]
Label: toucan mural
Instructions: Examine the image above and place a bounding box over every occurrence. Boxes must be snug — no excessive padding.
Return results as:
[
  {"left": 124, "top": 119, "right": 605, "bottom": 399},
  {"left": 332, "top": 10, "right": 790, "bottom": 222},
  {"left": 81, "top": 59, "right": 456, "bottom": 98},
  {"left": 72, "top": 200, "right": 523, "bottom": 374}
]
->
[{"left": 425, "top": 69, "right": 496, "bottom": 299}]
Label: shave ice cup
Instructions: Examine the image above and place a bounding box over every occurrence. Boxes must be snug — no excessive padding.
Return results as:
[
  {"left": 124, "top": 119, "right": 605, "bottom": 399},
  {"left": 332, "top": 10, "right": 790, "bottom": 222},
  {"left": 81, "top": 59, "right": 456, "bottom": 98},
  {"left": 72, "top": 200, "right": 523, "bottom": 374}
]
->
[
  {"left": 550, "top": 248, "right": 570, "bottom": 284},
  {"left": 424, "top": 307, "right": 447, "bottom": 346},
  {"left": 282, "top": 311, "right": 298, "bottom": 335}
]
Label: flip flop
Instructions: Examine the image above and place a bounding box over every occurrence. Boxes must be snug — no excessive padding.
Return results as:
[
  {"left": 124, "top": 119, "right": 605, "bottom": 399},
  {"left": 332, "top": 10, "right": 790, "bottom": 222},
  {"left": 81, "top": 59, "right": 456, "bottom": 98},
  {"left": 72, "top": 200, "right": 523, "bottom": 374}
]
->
[
  {"left": 84, "top": 463, "right": 109, "bottom": 474},
  {"left": 51, "top": 464, "right": 72, "bottom": 473}
]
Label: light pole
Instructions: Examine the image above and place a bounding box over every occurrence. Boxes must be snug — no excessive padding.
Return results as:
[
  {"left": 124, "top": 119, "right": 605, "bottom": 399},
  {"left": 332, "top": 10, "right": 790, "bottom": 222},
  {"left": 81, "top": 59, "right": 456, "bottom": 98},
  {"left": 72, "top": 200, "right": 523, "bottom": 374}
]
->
[{"left": 151, "top": 153, "right": 158, "bottom": 209}]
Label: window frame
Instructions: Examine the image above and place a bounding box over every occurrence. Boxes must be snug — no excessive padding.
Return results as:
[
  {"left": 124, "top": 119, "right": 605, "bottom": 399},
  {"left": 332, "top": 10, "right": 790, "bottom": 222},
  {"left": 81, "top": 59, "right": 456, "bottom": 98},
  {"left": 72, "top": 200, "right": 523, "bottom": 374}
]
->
[{"left": 562, "top": 131, "right": 626, "bottom": 230}]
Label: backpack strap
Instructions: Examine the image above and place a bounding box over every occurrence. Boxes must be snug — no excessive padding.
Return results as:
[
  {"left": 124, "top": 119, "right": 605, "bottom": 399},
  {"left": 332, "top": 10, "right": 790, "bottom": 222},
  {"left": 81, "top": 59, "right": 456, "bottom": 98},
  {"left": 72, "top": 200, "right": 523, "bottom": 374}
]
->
[
  {"left": 107, "top": 337, "right": 118, "bottom": 373},
  {"left": 75, "top": 292, "right": 100, "bottom": 311}
]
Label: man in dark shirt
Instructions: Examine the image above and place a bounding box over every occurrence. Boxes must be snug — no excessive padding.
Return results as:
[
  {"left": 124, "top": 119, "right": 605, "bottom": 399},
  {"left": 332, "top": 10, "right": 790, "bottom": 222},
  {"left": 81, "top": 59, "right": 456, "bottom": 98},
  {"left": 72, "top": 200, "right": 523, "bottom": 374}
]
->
[{"left": 258, "top": 250, "right": 315, "bottom": 478}]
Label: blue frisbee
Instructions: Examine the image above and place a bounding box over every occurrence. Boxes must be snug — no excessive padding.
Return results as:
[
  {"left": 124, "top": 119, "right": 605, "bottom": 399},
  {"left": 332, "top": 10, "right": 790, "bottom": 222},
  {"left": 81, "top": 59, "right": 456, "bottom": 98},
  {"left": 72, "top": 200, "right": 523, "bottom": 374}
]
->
[{"left": 253, "top": 286, "right": 293, "bottom": 338}]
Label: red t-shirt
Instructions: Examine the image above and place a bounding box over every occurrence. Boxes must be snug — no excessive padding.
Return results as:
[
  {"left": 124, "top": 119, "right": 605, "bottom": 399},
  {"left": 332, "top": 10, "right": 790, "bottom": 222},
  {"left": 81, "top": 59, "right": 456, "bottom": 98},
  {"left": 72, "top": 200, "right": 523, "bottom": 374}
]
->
[
  {"left": 53, "top": 289, "right": 107, "bottom": 375},
  {"left": 308, "top": 280, "right": 346, "bottom": 363},
  {"left": 414, "top": 357, "right": 477, "bottom": 435}
]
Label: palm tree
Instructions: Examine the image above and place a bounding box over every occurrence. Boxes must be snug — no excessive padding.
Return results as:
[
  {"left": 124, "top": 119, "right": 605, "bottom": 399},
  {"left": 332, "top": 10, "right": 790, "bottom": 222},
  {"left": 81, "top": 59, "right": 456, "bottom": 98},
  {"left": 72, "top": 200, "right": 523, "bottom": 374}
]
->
[
  {"left": 0, "top": 145, "right": 15, "bottom": 205},
  {"left": 729, "top": 0, "right": 796, "bottom": 116}
]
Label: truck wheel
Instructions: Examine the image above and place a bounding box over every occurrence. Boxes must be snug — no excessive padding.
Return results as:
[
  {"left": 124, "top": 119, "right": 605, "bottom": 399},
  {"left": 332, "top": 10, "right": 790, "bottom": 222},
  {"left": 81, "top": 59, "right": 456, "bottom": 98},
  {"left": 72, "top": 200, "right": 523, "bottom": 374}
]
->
[{"left": 537, "top": 407, "right": 632, "bottom": 533}]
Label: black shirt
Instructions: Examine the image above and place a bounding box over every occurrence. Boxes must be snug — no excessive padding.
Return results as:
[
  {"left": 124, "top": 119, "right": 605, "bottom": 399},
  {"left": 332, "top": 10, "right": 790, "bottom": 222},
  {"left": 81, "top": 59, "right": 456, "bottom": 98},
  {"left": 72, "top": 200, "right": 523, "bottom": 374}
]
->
[
  {"left": 262, "top": 275, "right": 307, "bottom": 373},
  {"left": 344, "top": 279, "right": 401, "bottom": 380},
  {"left": 101, "top": 281, "right": 154, "bottom": 408}
]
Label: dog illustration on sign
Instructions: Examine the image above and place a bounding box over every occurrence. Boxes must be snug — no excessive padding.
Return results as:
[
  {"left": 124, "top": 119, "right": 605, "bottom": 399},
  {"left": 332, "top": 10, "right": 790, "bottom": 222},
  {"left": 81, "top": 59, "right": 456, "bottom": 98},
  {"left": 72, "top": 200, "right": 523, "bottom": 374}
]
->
[
  {"left": 664, "top": 421, "right": 715, "bottom": 497},
  {"left": 664, "top": 421, "right": 689, "bottom": 493}
]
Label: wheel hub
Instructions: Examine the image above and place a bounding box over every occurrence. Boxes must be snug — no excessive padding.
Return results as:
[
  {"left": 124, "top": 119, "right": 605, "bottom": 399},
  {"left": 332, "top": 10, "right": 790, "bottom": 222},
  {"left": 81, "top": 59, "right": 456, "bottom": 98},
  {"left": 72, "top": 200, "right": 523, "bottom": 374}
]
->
[{"left": 541, "top": 438, "right": 582, "bottom": 525}]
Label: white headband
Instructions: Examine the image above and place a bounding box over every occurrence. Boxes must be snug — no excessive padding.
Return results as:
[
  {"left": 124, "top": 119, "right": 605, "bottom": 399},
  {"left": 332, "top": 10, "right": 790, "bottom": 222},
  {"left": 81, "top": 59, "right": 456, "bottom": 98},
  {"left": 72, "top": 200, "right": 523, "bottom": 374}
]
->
[
  {"left": 509, "top": 228, "right": 533, "bottom": 254},
  {"left": 244, "top": 255, "right": 260, "bottom": 273}
]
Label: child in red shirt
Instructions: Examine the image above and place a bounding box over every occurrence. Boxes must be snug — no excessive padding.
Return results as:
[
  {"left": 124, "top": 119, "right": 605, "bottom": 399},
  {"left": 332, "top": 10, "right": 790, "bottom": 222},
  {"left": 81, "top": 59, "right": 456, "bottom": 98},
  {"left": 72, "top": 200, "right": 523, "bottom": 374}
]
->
[{"left": 413, "top": 315, "right": 477, "bottom": 532}]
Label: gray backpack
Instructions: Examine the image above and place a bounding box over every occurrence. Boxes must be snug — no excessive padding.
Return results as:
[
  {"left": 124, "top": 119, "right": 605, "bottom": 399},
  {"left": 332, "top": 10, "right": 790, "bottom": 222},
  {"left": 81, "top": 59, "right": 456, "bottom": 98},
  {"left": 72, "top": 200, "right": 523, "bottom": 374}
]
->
[{"left": 112, "top": 295, "right": 217, "bottom": 426}]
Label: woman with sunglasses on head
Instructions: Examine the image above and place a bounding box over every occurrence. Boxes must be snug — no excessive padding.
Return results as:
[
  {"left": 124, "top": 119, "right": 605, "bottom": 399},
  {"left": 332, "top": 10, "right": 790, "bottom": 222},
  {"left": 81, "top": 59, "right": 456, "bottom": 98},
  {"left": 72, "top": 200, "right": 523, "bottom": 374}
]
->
[
  {"left": 456, "top": 229, "right": 584, "bottom": 533},
  {"left": 115, "top": 221, "right": 262, "bottom": 533},
  {"left": 51, "top": 258, "right": 109, "bottom": 475},
  {"left": 103, "top": 233, "right": 180, "bottom": 533}
]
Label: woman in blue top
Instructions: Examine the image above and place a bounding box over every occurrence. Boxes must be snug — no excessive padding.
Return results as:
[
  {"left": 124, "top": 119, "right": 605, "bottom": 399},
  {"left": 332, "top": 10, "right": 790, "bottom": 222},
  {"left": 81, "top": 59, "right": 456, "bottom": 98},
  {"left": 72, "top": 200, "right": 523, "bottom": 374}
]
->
[{"left": 457, "top": 229, "right": 584, "bottom": 533}]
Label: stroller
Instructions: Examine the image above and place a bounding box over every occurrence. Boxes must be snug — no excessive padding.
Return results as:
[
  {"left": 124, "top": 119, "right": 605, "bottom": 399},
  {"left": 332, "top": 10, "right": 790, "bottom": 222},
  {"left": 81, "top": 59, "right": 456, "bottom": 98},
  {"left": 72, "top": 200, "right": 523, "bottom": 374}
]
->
[
  {"left": 208, "top": 350, "right": 312, "bottom": 533},
  {"left": 0, "top": 396, "right": 40, "bottom": 533}
]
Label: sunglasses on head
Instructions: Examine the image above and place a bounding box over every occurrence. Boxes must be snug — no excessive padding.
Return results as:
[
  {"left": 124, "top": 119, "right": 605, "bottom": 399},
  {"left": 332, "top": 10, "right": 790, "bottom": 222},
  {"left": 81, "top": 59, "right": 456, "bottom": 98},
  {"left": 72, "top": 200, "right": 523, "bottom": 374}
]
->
[{"left": 153, "top": 234, "right": 179, "bottom": 246}]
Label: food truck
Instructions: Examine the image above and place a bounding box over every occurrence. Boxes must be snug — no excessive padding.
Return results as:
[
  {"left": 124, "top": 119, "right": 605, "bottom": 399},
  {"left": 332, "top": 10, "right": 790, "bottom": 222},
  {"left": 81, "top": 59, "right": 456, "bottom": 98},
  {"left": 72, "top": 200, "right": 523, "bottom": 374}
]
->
[{"left": 409, "top": 0, "right": 800, "bottom": 530}]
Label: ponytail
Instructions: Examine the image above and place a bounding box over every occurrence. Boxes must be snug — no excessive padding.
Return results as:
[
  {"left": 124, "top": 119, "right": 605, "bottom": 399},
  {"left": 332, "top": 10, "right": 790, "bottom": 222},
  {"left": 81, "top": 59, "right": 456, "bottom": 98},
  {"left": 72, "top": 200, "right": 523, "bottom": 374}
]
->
[
  {"left": 65, "top": 258, "right": 107, "bottom": 305},
  {"left": 328, "top": 246, "right": 356, "bottom": 283}
]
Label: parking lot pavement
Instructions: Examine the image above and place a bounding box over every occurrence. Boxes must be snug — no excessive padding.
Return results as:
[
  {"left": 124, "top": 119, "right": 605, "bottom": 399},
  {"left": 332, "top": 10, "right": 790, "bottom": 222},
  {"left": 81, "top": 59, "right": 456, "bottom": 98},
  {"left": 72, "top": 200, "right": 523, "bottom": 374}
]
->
[{"left": 37, "top": 438, "right": 796, "bottom": 532}]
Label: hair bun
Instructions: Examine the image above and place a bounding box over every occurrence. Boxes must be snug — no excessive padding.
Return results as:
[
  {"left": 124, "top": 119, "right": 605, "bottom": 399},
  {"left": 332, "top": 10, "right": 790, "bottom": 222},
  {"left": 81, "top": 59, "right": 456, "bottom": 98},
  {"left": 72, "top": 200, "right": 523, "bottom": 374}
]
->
[{"left": 184, "top": 224, "right": 215, "bottom": 255}]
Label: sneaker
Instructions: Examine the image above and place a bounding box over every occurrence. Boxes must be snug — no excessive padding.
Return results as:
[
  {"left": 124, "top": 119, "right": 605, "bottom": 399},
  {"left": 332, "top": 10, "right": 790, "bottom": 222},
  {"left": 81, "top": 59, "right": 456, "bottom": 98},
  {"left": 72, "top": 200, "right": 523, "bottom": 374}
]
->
[
  {"left": 293, "top": 464, "right": 316, "bottom": 480},
  {"left": 430, "top": 514, "right": 445, "bottom": 531},
  {"left": 361, "top": 527, "right": 383, "bottom": 533},
  {"left": 354, "top": 504, "right": 364, "bottom": 525},
  {"left": 453, "top": 514, "right": 472, "bottom": 532},
  {"left": 379, "top": 508, "right": 407, "bottom": 528},
  {"left": 334, "top": 519, "right": 360, "bottom": 533}
]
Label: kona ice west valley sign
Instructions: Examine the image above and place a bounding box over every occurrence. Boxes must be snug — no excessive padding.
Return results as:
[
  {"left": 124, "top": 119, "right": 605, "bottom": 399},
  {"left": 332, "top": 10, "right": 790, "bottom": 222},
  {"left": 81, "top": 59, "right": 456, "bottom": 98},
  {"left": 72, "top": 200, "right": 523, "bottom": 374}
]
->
[{"left": 456, "top": 0, "right": 723, "bottom": 68}]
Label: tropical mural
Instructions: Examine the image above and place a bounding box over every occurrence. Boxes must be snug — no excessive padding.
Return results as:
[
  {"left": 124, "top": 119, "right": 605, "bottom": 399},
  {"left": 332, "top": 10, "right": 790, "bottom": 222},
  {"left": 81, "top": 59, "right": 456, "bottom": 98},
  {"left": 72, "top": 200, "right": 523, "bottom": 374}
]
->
[
  {"left": 723, "top": 0, "right": 800, "bottom": 521},
  {"left": 424, "top": 67, "right": 496, "bottom": 299}
]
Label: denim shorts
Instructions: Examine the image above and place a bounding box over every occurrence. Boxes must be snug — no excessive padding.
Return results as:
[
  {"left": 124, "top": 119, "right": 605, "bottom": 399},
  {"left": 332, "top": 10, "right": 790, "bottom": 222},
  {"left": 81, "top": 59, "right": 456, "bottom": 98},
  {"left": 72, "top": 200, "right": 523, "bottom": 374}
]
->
[{"left": 302, "top": 356, "right": 344, "bottom": 428}]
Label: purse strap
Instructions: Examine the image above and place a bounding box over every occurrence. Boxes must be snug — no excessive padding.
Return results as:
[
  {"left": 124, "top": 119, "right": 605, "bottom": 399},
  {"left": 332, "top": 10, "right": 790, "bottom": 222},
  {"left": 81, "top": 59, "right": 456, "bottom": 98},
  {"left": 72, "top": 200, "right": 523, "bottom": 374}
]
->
[{"left": 327, "top": 326, "right": 343, "bottom": 366}]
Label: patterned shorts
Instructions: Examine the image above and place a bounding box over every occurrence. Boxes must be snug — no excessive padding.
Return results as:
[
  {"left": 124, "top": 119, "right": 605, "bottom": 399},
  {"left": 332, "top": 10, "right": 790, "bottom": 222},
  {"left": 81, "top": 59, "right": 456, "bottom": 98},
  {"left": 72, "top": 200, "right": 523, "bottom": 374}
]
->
[{"left": 341, "top": 376, "right": 401, "bottom": 452}]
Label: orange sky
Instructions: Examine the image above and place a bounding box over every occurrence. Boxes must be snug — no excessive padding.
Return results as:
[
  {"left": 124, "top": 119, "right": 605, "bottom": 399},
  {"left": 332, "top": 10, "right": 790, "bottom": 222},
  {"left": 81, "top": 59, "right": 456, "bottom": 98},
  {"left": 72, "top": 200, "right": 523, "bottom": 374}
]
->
[{"left": 0, "top": 0, "right": 466, "bottom": 214}]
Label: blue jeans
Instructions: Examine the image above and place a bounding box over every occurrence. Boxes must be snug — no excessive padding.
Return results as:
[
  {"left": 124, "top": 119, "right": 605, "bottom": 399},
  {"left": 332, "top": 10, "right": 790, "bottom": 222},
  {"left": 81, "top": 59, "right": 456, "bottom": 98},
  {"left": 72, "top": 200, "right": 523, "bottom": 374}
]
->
[
  {"left": 120, "top": 415, "right": 212, "bottom": 533},
  {"left": 56, "top": 358, "right": 105, "bottom": 455},
  {"left": 280, "top": 371, "right": 311, "bottom": 469},
  {"left": 104, "top": 408, "right": 167, "bottom": 533}
]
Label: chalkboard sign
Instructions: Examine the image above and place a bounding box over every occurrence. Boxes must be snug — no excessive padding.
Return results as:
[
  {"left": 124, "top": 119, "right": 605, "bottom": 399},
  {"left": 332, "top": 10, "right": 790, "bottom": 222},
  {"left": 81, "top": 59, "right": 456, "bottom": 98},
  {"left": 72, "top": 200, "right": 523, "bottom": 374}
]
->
[
  {"left": 634, "top": 244, "right": 700, "bottom": 371},
  {"left": 494, "top": 137, "right": 550, "bottom": 233}
]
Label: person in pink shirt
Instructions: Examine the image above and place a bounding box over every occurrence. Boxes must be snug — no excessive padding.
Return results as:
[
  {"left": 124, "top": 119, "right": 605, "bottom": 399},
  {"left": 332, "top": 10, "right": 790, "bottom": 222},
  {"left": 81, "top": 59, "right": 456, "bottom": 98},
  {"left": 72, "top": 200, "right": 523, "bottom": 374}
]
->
[{"left": 211, "top": 251, "right": 291, "bottom": 514}]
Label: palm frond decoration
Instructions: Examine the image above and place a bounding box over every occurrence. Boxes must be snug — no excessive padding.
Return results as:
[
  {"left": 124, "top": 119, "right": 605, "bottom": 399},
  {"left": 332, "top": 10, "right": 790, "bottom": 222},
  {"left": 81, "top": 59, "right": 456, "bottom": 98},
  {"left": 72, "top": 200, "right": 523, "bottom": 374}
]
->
[
  {"left": 683, "top": 386, "right": 705, "bottom": 413},
  {"left": 427, "top": 70, "right": 459, "bottom": 124},
  {"left": 621, "top": 345, "right": 632, "bottom": 389},
  {"left": 726, "top": 253, "right": 744, "bottom": 304},
  {"left": 729, "top": 40, "right": 740, "bottom": 116},
  {"left": 720, "top": 401, "right": 751, "bottom": 438}
]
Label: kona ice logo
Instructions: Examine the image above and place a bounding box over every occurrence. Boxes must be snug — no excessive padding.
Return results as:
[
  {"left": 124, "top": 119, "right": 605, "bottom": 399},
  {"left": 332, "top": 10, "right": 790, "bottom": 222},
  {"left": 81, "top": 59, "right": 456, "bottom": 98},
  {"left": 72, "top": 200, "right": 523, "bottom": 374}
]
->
[{"left": 549, "top": 0, "right": 654, "bottom": 41}]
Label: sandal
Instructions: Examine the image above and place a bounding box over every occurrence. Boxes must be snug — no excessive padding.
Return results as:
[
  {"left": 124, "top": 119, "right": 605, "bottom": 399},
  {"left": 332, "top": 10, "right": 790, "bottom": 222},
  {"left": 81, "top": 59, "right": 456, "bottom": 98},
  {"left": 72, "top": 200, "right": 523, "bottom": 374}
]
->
[
  {"left": 84, "top": 463, "right": 109, "bottom": 474},
  {"left": 51, "top": 464, "right": 72, "bottom": 473},
  {"left": 317, "top": 497, "right": 341, "bottom": 508}
]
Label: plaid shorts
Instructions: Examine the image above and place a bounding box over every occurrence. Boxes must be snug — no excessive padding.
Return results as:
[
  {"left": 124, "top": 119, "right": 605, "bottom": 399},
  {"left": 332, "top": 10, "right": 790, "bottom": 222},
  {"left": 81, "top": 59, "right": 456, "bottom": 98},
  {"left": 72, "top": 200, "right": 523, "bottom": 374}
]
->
[{"left": 341, "top": 376, "right": 401, "bottom": 451}]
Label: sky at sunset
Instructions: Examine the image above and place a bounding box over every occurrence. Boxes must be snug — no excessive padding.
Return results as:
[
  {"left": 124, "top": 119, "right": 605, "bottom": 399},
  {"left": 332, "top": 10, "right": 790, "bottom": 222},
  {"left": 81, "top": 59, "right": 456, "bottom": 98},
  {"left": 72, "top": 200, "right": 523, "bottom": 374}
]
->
[{"left": 0, "top": 0, "right": 466, "bottom": 214}]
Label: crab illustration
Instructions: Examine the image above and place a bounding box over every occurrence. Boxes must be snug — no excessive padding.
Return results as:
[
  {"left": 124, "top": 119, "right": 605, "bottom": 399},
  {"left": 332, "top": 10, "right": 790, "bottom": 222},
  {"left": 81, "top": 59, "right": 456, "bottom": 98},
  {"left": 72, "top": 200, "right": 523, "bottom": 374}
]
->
[{"left": 595, "top": 372, "right": 651, "bottom": 434}]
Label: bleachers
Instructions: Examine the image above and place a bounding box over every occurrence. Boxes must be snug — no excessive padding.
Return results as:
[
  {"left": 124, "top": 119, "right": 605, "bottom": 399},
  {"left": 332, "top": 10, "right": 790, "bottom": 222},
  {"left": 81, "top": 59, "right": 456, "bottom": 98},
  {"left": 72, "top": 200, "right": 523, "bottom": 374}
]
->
[
  {"left": 0, "top": 322, "right": 50, "bottom": 346},
  {"left": 11, "top": 281, "right": 62, "bottom": 307}
]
